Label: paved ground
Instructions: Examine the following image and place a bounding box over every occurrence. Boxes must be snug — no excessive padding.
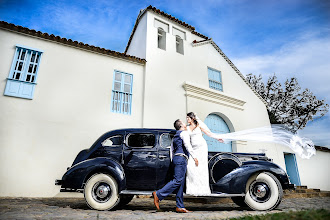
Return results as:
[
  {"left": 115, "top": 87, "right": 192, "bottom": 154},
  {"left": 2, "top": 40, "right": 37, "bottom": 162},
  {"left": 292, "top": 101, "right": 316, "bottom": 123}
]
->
[{"left": 0, "top": 197, "right": 330, "bottom": 220}]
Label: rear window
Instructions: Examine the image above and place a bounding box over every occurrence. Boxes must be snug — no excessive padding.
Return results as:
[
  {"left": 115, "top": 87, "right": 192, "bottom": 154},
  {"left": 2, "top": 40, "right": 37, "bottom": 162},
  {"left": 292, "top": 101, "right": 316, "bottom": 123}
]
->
[{"left": 127, "top": 133, "right": 155, "bottom": 148}]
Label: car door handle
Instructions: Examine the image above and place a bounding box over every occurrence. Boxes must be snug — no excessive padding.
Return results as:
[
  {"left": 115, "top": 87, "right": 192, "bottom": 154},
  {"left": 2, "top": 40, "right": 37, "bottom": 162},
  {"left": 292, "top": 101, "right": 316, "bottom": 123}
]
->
[
  {"left": 159, "top": 155, "right": 167, "bottom": 159},
  {"left": 147, "top": 155, "right": 157, "bottom": 158}
]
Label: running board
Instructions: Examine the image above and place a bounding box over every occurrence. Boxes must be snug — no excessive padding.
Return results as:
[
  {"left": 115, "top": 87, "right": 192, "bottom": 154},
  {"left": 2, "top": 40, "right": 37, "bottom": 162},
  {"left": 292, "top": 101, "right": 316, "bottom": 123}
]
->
[{"left": 120, "top": 190, "right": 245, "bottom": 198}]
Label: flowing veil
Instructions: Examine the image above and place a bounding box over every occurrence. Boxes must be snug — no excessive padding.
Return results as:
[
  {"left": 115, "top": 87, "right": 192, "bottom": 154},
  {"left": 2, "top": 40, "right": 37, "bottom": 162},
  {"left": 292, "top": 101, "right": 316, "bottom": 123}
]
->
[{"left": 197, "top": 118, "right": 316, "bottom": 159}]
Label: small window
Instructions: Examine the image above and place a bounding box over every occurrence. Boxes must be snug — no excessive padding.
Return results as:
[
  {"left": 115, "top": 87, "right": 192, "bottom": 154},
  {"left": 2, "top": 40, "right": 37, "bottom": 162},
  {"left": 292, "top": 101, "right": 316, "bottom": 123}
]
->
[
  {"left": 101, "top": 135, "right": 123, "bottom": 147},
  {"left": 111, "top": 71, "right": 133, "bottom": 114},
  {"left": 208, "top": 68, "right": 223, "bottom": 91},
  {"left": 176, "top": 36, "right": 184, "bottom": 55},
  {"left": 160, "top": 133, "right": 174, "bottom": 148},
  {"left": 158, "top": 28, "right": 166, "bottom": 50},
  {"left": 127, "top": 133, "right": 155, "bottom": 148},
  {"left": 4, "top": 45, "right": 43, "bottom": 99}
]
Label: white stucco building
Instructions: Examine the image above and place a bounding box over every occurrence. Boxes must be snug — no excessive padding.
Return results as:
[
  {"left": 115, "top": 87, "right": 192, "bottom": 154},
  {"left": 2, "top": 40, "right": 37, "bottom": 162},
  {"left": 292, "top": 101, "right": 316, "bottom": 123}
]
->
[{"left": 0, "top": 6, "right": 329, "bottom": 197}]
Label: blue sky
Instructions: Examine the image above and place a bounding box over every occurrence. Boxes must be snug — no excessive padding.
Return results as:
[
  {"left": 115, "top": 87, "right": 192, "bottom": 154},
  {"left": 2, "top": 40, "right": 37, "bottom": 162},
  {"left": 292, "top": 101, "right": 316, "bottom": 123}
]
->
[{"left": 1, "top": 0, "right": 329, "bottom": 147}]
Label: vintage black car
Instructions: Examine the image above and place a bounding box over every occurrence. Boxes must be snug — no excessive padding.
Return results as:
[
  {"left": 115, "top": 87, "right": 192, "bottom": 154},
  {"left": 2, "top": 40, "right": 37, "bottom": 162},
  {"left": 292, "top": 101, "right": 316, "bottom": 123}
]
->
[{"left": 55, "top": 128, "right": 293, "bottom": 211}]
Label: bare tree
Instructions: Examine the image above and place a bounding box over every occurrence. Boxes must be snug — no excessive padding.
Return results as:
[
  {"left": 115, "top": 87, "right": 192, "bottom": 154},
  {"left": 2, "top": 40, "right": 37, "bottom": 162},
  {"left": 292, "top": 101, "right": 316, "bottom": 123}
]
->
[{"left": 246, "top": 73, "right": 329, "bottom": 132}]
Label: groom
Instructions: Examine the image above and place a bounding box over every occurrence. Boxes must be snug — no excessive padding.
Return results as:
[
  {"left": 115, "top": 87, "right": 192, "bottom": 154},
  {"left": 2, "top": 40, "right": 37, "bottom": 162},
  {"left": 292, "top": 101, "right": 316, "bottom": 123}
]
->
[{"left": 152, "top": 119, "right": 198, "bottom": 213}]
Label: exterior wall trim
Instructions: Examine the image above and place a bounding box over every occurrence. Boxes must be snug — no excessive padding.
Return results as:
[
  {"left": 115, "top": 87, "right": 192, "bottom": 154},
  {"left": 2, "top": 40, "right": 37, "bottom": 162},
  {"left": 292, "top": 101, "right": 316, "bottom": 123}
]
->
[{"left": 183, "top": 81, "right": 246, "bottom": 111}]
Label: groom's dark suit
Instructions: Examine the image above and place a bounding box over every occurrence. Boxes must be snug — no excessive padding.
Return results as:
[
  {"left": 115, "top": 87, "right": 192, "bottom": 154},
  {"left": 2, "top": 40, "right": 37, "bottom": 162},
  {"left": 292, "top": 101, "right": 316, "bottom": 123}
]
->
[{"left": 156, "top": 130, "right": 194, "bottom": 208}]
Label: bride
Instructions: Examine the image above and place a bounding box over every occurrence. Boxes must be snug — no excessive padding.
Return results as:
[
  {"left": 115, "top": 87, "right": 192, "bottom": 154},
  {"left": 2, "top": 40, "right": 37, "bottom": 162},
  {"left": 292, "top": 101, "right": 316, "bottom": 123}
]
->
[{"left": 185, "top": 112, "right": 223, "bottom": 196}]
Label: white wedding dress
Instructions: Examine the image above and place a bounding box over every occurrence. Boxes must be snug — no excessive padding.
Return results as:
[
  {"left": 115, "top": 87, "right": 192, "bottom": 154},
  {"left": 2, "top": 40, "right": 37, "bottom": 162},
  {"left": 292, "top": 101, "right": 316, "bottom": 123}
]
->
[{"left": 186, "top": 125, "right": 211, "bottom": 196}]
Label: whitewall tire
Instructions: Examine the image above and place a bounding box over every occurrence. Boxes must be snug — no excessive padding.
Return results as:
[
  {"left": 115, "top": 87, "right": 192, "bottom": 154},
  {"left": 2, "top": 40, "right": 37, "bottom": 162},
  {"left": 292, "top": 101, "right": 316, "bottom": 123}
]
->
[
  {"left": 244, "top": 172, "right": 283, "bottom": 211},
  {"left": 84, "top": 173, "right": 119, "bottom": 211}
]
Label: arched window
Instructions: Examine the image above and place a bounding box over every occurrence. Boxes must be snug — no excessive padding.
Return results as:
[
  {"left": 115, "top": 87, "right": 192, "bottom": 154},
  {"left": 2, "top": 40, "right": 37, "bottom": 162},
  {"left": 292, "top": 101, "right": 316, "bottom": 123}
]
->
[
  {"left": 158, "top": 28, "right": 166, "bottom": 50},
  {"left": 176, "top": 35, "right": 184, "bottom": 55}
]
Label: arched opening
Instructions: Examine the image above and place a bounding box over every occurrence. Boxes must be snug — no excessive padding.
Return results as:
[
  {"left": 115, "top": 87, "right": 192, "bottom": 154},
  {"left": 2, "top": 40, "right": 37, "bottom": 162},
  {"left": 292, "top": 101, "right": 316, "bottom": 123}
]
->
[{"left": 204, "top": 113, "right": 232, "bottom": 152}]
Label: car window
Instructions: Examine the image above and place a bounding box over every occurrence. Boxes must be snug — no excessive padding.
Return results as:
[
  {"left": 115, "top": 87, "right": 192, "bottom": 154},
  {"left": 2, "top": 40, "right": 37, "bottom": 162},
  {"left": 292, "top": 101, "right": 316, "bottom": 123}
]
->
[
  {"left": 127, "top": 133, "right": 155, "bottom": 148},
  {"left": 101, "top": 135, "right": 123, "bottom": 147},
  {"left": 160, "top": 133, "right": 174, "bottom": 148}
]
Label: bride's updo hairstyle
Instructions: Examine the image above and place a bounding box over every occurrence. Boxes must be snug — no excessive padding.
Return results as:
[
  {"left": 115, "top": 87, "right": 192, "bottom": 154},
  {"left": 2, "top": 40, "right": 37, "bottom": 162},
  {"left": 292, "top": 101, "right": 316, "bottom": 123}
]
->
[{"left": 187, "top": 112, "right": 199, "bottom": 126}]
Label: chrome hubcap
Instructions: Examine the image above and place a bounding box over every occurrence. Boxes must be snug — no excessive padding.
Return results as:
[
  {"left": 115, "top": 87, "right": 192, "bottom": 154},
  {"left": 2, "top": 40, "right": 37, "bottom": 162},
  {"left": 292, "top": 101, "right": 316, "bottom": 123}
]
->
[
  {"left": 250, "top": 181, "right": 271, "bottom": 203},
  {"left": 253, "top": 185, "right": 267, "bottom": 198},
  {"left": 92, "top": 182, "right": 112, "bottom": 203},
  {"left": 96, "top": 185, "right": 110, "bottom": 199}
]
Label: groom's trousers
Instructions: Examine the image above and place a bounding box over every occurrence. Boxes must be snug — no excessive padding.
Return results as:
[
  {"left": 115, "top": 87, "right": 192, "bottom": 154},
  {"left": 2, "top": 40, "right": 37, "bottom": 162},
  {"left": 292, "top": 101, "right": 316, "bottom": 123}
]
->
[{"left": 156, "top": 155, "right": 187, "bottom": 208}]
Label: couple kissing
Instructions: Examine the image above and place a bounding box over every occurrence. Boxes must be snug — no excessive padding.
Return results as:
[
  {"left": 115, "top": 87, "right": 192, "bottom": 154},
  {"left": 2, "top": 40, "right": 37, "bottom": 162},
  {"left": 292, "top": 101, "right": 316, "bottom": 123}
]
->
[{"left": 152, "top": 112, "right": 223, "bottom": 213}]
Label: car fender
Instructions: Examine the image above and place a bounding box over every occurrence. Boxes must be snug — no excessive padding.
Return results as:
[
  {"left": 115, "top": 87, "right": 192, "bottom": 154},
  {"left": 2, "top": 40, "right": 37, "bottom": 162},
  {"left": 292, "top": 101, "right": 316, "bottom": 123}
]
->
[
  {"left": 212, "top": 160, "right": 289, "bottom": 194},
  {"left": 61, "top": 157, "right": 126, "bottom": 192}
]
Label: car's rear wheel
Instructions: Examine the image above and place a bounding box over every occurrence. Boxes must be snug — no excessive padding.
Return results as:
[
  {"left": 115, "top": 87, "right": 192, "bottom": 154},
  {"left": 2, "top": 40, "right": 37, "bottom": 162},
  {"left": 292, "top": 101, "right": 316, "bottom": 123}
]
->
[
  {"left": 84, "top": 173, "right": 119, "bottom": 211},
  {"left": 244, "top": 172, "right": 283, "bottom": 211}
]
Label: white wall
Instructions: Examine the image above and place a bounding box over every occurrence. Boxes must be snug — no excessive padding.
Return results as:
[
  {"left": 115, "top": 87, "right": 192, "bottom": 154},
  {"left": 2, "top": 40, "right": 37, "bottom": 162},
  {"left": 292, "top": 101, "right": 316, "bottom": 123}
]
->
[
  {"left": 127, "top": 12, "right": 330, "bottom": 192},
  {"left": 0, "top": 29, "right": 144, "bottom": 197},
  {"left": 138, "top": 11, "right": 272, "bottom": 150},
  {"left": 296, "top": 150, "right": 330, "bottom": 190},
  {"left": 2, "top": 9, "right": 328, "bottom": 198},
  {"left": 126, "top": 13, "right": 148, "bottom": 59}
]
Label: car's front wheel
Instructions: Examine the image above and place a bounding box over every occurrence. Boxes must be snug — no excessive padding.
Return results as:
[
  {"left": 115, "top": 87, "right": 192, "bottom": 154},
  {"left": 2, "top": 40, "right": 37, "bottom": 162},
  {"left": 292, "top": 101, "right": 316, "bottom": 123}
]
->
[
  {"left": 244, "top": 172, "right": 283, "bottom": 211},
  {"left": 84, "top": 173, "right": 119, "bottom": 211}
]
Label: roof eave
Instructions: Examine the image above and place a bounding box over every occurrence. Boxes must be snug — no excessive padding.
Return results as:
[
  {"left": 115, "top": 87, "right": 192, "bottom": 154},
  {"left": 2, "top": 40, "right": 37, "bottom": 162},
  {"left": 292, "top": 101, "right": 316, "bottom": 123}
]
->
[{"left": 0, "top": 21, "right": 146, "bottom": 64}]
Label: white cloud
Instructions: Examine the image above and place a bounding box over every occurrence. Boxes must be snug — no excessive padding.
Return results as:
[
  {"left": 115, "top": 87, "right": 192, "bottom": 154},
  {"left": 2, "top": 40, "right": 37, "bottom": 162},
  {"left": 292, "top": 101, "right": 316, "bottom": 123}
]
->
[
  {"left": 232, "top": 32, "right": 330, "bottom": 100},
  {"left": 231, "top": 33, "right": 330, "bottom": 147}
]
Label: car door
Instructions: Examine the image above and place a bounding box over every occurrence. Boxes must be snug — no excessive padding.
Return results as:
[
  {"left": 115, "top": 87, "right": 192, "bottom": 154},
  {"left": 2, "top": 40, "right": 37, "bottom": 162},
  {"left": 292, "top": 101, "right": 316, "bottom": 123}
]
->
[
  {"left": 156, "top": 132, "right": 174, "bottom": 189},
  {"left": 122, "top": 131, "right": 158, "bottom": 190}
]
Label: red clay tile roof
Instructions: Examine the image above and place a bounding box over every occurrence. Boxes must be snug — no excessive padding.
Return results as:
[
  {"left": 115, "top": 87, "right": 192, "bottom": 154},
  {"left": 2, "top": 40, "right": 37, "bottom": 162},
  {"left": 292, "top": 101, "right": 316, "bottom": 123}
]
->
[
  {"left": 124, "top": 5, "right": 209, "bottom": 53},
  {"left": 191, "top": 30, "right": 209, "bottom": 40},
  {"left": 0, "top": 21, "right": 146, "bottom": 64},
  {"left": 146, "top": 5, "right": 195, "bottom": 31}
]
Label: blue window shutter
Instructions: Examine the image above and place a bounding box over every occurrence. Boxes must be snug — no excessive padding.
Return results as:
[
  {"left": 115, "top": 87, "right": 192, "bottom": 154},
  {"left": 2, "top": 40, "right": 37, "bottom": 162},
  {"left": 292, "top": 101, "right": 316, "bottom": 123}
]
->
[
  {"left": 111, "top": 71, "right": 133, "bottom": 115},
  {"left": 4, "top": 80, "right": 35, "bottom": 99},
  {"left": 208, "top": 67, "right": 223, "bottom": 92},
  {"left": 4, "top": 80, "right": 21, "bottom": 96},
  {"left": 4, "top": 45, "right": 43, "bottom": 100}
]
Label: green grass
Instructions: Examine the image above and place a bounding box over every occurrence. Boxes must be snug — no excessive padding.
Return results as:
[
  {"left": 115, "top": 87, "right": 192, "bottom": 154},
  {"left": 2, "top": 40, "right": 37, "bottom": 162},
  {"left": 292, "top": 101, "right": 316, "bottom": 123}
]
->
[{"left": 229, "top": 209, "right": 330, "bottom": 220}]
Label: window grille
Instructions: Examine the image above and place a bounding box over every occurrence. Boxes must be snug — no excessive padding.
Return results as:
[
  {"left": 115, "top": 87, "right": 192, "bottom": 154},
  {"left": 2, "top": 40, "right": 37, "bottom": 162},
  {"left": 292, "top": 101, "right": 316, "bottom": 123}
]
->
[{"left": 111, "top": 71, "right": 133, "bottom": 114}]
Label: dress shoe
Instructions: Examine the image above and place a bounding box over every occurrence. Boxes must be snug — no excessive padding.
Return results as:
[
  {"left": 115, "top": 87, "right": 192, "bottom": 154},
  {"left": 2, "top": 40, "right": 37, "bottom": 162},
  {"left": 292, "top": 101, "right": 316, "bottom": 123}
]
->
[
  {"left": 176, "top": 207, "right": 191, "bottom": 213},
  {"left": 152, "top": 191, "right": 160, "bottom": 210}
]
